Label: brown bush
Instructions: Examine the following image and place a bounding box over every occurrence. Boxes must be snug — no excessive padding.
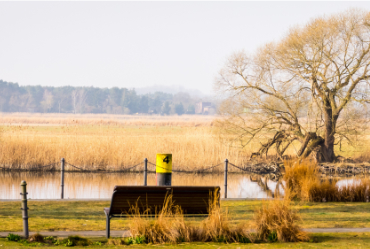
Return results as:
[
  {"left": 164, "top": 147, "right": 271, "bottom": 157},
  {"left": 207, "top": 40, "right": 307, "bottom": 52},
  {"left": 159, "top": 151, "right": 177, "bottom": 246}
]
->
[
  {"left": 284, "top": 160, "right": 319, "bottom": 201},
  {"left": 284, "top": 160, "right": 370, "bottom": 202},
  {"left": 253, "top": 198, "right": 309, "bottom": 242},
  {"left": 127, "top": 193, "right": 251, "bottom": 244},
  {"left": 128, "top": 194, "right": 197, "bottom": 244},
  {"left": 309, "top": 178, "right": 370, "bottom": 202},
  {"left": 198, "top": 192, "right": 251, "bottom": 243}
]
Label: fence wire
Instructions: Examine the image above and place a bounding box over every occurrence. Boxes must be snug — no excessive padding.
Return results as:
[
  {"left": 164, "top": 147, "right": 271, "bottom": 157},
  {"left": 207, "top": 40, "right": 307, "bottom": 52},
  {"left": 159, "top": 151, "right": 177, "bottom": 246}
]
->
[
  {"left": 228, "top": 162, "right": 251, "bottom": 172},
  {"left": 147, "top": 161, "right": 223, "bottom": 173},
  {"left": 65, "top": 161, "right": 142, "bottom": 173}
]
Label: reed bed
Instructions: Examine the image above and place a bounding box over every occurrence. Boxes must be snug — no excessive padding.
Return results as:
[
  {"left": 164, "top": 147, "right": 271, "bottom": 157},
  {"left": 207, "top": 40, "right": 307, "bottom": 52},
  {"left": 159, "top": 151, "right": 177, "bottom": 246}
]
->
[
  {"left": 0, "top": 121, "right": 251, "bottom": 171},
  {"left": 1, "top": 113, "right": 369, "bottom": 171},
  {"left": 0, "top": 113, "right": 215, "bottom": 127},
  {"left": 284, "top": 160, "right": 370, "bottom": 202}
]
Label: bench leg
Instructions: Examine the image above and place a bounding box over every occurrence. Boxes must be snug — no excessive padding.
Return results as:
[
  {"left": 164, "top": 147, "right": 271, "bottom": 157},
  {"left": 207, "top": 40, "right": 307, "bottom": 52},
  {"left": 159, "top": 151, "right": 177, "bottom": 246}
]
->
[{"left": 106, "top": 214, "right": 111, "bottom": 238}]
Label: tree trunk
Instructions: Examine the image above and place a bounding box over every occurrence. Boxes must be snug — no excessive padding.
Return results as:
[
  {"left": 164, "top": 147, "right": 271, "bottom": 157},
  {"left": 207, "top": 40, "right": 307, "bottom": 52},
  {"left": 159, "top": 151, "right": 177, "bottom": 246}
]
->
[{"left": 322, "top": 103, "right": 336, "bottom": 162}]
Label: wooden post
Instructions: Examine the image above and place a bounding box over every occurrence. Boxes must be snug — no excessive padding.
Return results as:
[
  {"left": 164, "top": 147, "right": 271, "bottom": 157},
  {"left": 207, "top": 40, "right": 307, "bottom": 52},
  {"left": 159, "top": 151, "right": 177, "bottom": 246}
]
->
[
  {"left": 224, "top": 159, "right": 228, "bottom": 199},
  {"left": 144, "top": 158, "right": 148, "bottom": 186},
  {"left": 61, "top": 158, "right": 65, "bottom": 199},
  {"left": 20, "top": 181, "right": 29, "bottom": 238}
]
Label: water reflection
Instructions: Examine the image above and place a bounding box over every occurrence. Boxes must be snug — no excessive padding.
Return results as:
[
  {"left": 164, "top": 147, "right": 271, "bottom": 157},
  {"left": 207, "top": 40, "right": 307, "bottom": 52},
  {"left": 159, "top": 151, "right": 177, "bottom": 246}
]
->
[{"left": 0, "top": 172, "right": 281, "bottom": 199}]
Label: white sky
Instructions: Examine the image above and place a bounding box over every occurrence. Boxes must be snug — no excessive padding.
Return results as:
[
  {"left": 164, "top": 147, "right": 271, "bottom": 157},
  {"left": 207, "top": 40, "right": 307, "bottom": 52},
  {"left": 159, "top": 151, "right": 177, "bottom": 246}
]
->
[{"left": 0, "top": 1, "right": 369, "bottom": 94}]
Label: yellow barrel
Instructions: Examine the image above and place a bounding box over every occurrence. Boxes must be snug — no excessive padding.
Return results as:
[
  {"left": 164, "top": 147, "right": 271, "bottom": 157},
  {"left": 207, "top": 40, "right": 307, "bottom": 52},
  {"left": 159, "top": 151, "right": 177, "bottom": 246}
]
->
[{"left": 156, "top": 154, "right": 172, "bottom": 173}]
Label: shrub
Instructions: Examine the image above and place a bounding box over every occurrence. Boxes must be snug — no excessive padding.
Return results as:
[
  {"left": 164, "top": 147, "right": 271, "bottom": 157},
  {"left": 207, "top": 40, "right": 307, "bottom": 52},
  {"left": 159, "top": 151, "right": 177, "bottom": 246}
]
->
[
  {"left": 198, "top": 192, "right": 251, "bottom": 243},
  {"left": 284, "top": 160, "right": 319, "bottom": 201},
  {"left": 128, "top": 193, "right": 195, "bottom": 244},
  {"left": 127, "top": 192, "right": 251, "bottom": 244},
  {"left": 253, "top": 198, "right": 309, "bottom": 242}
]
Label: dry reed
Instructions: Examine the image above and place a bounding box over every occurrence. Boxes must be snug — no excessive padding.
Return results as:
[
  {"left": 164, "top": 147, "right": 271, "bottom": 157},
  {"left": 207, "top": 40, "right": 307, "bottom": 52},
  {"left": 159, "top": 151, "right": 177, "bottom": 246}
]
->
[
  {"left": 0, "top": 121, "right": 250, "bottom": 171},
  {"left": 198, "top": 192, "right": 252, "bottom": 243},
  {"left": 284, "top": 160, "right": 370, "bottom": 202},
  {"left": 127, "top": 193, "right": 251, "bottom": 244},
  {"left": 0, "top": 113, "right": 215, "bottom": 127},
  {"left": 128, "top": 194, "right": 198, "bottom": 244},
  {"left": 253, "top": 197, "right": 309, "bottom": 242},
  {"left": 284, "top": 160, "right": 319, "bottom": 201},
  {"left": 309, "top": 178, "right": 370, "bottom": 202}
]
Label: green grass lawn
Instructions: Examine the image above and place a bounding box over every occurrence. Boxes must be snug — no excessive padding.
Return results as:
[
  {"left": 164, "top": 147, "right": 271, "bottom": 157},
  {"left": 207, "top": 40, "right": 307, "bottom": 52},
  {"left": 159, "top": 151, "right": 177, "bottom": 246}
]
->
[
  {"left": 1, "top": 233, "right": 370, "bottom": 248},
  {"left": 1, "top": 200, "right": 370, "bottom": 232}
]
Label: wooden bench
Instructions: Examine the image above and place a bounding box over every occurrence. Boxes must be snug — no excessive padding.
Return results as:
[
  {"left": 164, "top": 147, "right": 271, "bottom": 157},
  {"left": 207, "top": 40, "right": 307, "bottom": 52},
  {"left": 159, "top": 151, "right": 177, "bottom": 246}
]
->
[{"left": 104, "top": 186, "right": 220, "bottom": 238}]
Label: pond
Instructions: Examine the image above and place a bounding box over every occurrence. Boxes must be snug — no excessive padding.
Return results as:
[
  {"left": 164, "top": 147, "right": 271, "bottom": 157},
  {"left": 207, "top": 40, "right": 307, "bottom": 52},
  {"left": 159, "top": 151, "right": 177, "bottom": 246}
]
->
[{"left": 0, "top": 171, "right": 281, "bottom": 199}]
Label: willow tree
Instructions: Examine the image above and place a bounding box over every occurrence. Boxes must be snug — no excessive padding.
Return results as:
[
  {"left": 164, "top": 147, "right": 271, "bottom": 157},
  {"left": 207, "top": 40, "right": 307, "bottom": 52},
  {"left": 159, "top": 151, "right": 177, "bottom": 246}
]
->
[{"left": 216, "top": 10, "right": 370, "bottom": 162}]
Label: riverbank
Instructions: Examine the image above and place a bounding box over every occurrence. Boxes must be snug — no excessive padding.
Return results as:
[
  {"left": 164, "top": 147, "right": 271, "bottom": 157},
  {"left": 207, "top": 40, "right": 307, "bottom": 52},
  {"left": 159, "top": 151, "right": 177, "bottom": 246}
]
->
[{"left": 1, "top": 200, "right": 370, "bottom": 232}]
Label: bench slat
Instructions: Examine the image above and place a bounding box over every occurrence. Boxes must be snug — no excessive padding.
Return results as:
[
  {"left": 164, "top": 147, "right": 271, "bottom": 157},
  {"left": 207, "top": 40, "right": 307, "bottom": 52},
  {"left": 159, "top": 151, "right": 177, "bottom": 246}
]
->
[{"left": 106, "top": 186, "right": 219, "bottom": 216}]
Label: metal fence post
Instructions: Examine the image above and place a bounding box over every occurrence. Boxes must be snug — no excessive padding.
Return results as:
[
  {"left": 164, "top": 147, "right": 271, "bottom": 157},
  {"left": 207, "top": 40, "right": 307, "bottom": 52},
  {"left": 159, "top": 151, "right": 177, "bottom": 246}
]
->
[
  {"left": 224, "top": 159, "right": 228, "bottom": 199},
  {"left": 144, "top": 158, "right": 148, "bottom": 186},
  {"left": 20, "top": 181, "right": 29, "bottom": 238},
  {"left": 61, "top": 158, "right": 65, "bottom": 199}
]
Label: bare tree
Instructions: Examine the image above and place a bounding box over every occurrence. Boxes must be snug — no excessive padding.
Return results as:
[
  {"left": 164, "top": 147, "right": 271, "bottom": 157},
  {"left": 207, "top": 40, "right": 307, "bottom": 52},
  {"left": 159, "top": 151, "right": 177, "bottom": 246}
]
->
[
  {"left": 40, "top": 89, "right": 54, "bottom": 113},
  {"left": 71, "top": 89, "right": 87, "bottom": 114},
  {"left": 216, "top": 10, "right": 370, "bottom": 162}
]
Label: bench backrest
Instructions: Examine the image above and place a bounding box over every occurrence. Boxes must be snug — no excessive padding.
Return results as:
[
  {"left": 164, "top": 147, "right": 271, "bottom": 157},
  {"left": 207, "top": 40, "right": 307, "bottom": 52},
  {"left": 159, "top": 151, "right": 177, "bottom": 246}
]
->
[{"left": 107, "top": 186, "right": 220, "bottom": 216}]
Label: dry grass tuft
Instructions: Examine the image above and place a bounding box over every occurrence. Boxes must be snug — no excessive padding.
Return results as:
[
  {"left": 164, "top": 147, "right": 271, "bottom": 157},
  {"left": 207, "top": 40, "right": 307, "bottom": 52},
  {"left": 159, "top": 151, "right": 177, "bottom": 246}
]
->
[
  {"left": 253, "top": 197, "right": 309, "bottom": 242},
  {"left": 198, "top": 192, "right": 251, "bottom": 243},
  {"left": 284, "top": 160, "right": 319, "bottom": 201},
  {"left": 128, "top": 194, "right": 197, "bottom": 244},
  {"left": 127, "top": 193, "right": 251, "bottom": 244},
  {"left": 28, "top": 233, "right": 45, "bottom": 243},
  {"left": 309, "top": 178, "right": 370, "bottom": 202},
  {"left": 284, "top": 160, "right": 370, "bottom": 202}
]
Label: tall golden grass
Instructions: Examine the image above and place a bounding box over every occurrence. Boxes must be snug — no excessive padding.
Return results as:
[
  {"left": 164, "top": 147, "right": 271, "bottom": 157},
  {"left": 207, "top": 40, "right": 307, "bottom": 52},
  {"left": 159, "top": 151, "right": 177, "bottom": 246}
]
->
[
  {"left": 126, "top": 192, "right": 308, "bottom": 244},
  {"left": 284, "top": 160, "right": 370, "bottom": 202},
  {"left": 253, "top": 197, "right": 309, "bottom": 242},
  {"left": 127, "top": 193, "right": 252, "bottom": 244},
  {"left": 1, "top": 113, "right": 369, "bottom": 171},
  {"left": 0, "top": 113, "right": 215, "bottom": 127},
  {"left": 0, "top": 118, "right": 251, "bottom": 171}
]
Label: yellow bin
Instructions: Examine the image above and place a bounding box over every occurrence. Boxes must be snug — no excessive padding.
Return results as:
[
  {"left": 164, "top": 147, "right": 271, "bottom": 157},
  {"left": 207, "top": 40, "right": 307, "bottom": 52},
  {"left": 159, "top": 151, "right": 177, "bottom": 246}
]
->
[
  {"left": 156, "top": 154, "right": 172, "bottom": 173},
  {"left": 156, "top": 154, "right": 172, "bottom": 186}
]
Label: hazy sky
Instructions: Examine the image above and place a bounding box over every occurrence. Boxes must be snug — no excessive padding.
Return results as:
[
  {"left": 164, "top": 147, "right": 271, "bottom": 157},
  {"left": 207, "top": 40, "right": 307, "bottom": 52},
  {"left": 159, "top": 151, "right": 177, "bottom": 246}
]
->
[{"left": 1, "top": 2, "right": 370, "bottom": 94}]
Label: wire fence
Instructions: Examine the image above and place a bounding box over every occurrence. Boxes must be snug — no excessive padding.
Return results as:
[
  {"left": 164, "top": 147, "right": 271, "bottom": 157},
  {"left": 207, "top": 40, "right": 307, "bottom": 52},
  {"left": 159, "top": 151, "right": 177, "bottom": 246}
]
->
[
  {"left": 147, "top": 161, "right": 224, "bottom": 173},
  {"left": 0, "top": 159, "right": 234, "bottom": 174},
  {"left": 64, "top": 161, "right": 143, "bottom": 173},
  {"left": 0, "top": 160, "right": 278, "bottom": 175}
]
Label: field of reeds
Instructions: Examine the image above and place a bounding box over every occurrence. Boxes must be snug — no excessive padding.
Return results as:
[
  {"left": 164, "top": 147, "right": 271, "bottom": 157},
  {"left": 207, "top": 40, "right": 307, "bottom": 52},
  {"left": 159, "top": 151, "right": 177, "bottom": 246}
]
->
[
  {"left": 0, "top": 113, "right": 215, "bottom": 127},
  {"left": 0, "top": 113, "right": 370, "bottom": 171},
  {"left": 0, "top": 113, "right": 253, "bottom": 171},
  {"left": 284, "top": 160, "right": 370, "bottom": 202}
]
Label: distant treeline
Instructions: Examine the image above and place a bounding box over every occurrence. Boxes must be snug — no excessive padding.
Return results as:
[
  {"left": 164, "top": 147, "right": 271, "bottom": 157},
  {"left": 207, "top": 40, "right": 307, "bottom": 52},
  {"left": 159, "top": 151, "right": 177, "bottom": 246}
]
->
[{"left": 0, "top": 80, "right": 209, "bottom": 115}]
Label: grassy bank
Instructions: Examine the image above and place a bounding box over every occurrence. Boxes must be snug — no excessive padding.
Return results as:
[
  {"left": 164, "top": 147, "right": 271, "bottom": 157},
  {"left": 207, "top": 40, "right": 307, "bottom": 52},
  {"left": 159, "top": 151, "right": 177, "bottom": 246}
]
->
[
  {"left": 2, "top": 233, "right": 370, "bottom": 248},
  {"left": 1, "top": 200, "right": 370, "bottom": 232}
]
